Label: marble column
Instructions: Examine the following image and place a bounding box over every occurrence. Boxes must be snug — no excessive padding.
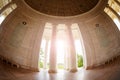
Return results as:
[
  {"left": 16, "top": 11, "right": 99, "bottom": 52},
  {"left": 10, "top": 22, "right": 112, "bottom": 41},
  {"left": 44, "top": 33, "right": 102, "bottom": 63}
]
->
[
  {"left": 43, "top": 39, "right": 49, "bottom": 69},
  {"left": 114, "top": 0, "right": 120, "bottom": 7},
  {"left": 48, "top": 24, "right": 57, "bottom": 73},
  {"left": 64, "top": 42, "right": 70, "bottom": 70},
  {"left": 106, "top": 5, "right": 120, "bottom": 20},
  {"left": 66, "top": 24, "right": 77, "bottom": 72}
]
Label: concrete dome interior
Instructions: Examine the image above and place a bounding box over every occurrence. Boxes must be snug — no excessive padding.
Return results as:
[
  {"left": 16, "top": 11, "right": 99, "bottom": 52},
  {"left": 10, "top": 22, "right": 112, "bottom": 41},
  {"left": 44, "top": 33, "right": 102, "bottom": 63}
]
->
[
  {"left": 24, "top": 0, "right": 99, "bottom": 16},
  {"left": 0, "top": 0, "right": 120, "bottom": 80}
]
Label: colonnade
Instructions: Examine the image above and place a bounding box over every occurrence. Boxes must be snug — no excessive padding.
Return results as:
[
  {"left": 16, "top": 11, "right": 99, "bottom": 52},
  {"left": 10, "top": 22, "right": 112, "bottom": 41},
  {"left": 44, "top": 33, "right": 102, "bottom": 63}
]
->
[{"left": 41, "top": 24, "right": 78, "bottom": 73}]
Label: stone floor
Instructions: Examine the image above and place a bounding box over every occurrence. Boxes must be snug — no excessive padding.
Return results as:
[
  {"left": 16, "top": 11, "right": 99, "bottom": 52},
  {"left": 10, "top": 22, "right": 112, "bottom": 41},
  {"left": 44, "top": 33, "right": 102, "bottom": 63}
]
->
[{"left": 0, "top": 59, "right": 120, "bottom": 80}]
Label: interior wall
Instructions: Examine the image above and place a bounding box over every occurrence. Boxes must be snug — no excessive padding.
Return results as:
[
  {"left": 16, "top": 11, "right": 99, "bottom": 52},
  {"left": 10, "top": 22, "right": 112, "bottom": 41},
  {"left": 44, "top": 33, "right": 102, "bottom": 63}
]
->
[
  {"left": 79, "top": 11, "right": 120, "bottom": 69},
  {"left": 0, "top": 0, "right": 120, "bottom": 71},
  {"left": 0, "top": 6, "right": 45, "bottom": 71}
]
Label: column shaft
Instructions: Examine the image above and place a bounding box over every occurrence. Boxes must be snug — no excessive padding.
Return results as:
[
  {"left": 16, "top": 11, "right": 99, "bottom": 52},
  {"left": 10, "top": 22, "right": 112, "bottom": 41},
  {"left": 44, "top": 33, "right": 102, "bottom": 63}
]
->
[
  {"left": 43, "top": 39, "right": 49, "bottom": 69},
  {"left": 48, "top": 26, "right": 57, "bottom": 73},
  {"left": 66, "top": 25, "right": 77, "bottom": 72},
  {"left": 64, "top": 46, "right": 70, "bottom": 70}
]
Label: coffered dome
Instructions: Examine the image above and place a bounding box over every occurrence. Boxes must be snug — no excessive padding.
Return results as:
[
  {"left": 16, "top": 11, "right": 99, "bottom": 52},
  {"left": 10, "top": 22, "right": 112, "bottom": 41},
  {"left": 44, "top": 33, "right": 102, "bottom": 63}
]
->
[{"left": 24, "top": 0, "right": 99, "bottom": 16}]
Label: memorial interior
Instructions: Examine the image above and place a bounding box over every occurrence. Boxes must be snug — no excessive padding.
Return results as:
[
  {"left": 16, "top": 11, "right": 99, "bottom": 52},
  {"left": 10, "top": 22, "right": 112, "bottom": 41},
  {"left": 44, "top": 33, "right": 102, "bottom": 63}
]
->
[{"left": 0, "top": 0, "right": 120, "bottom": 80}]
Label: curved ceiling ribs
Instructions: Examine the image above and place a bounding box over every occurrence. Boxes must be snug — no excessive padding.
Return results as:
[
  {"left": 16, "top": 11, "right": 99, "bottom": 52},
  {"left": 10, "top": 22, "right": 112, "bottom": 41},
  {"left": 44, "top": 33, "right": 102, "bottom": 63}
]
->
[{"left": 24, "top": 0, "right": 99, "bottom": 16}]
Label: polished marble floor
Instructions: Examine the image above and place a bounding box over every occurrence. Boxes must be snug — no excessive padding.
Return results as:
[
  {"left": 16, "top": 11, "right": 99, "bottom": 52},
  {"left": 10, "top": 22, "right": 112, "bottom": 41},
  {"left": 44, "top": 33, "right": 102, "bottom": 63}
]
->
[{"left": 0, "top": 58, "right": 120, "bottom": 80}]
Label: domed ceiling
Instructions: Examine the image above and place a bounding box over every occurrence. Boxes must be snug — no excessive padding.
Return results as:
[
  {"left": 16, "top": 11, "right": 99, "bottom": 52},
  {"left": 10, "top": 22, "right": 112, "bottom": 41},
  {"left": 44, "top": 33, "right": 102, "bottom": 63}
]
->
[{"left": 24, "top": 0, "right": 99, "bottom": 16}]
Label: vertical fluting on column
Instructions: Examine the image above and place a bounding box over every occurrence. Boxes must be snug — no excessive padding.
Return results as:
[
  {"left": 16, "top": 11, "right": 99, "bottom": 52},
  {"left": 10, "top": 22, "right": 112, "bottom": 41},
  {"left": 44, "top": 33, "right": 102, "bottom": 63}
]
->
[
  {"left": 43, "top": 39, "right": 49, "bottom": 69},
  {"left": 48, "top": 24, "right": 57, "bottom": 73},
  {"left": 106, "top": 5, "right": 120, "bottom": 20},
  {"left": 64, "top": 29, "right": 70, "bottom": 70},
  {"left": 64, "top": 26, "right": 70, "bottom": 70},
  {"left": 64, "top": 47, "right": 70, "bottom": 70},
  {"left": 66, "top": 24, "right": 77, "bottom": 72}
]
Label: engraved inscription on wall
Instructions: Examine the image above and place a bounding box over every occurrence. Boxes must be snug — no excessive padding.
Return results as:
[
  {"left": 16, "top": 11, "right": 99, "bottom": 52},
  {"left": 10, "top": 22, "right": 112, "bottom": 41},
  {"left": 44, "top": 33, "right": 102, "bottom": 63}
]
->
[
  {"left": 95, "top": 24, "right": 110, "bottom": 47},
  {"left": 9, "top": 23, "right": 28, "bottom": 47}
]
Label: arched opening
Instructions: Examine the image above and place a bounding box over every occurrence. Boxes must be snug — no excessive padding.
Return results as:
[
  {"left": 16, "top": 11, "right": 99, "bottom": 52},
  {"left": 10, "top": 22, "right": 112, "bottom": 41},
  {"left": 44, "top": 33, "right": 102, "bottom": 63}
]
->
[{"left": 38, "top": 23, "right": 85, "bottom": 71}]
